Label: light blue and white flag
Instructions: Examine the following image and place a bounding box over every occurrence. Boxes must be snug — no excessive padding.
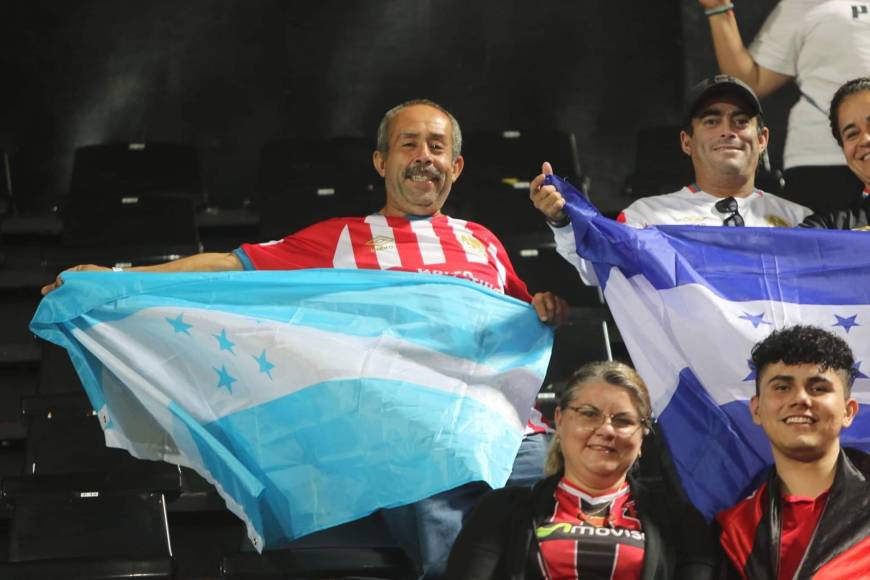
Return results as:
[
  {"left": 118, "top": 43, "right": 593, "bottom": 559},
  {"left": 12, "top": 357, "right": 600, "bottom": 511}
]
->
[
  {"left": 548, "top": 174, "right": 870, "bottom": 520},
  {"left": 30, "top": 269, "right": 553, "bottom": 550}
]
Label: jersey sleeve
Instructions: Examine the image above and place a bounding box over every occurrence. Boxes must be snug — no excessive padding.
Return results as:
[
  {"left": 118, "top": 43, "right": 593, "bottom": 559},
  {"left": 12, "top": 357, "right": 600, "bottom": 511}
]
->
[
  {"left": 236, "top": 219, "right": 347, "bottom": 271},
  {"left": 551, "top": 222, "right": 599, "bottom": 287},
  {"left": 748, "top": 1, "right": 802, "bottom": 77}
]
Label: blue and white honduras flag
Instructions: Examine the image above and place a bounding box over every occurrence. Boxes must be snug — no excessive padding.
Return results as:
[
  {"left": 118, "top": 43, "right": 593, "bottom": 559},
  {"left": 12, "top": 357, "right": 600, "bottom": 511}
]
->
[
  {"left": 30, "top": 269, "right": 553, "bottom": 550},
  {"left": 547, "top": 175, "right": 870, "bottom": 520}
]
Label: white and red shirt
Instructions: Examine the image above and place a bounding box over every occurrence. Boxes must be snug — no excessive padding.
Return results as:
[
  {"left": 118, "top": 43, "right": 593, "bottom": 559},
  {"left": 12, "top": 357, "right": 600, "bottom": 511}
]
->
[
  {"left": 236, "top": 214, "right": 532, "bottom": 302},
  {"left": 535, "top": 478, "right": 645, "bottom": 580}
]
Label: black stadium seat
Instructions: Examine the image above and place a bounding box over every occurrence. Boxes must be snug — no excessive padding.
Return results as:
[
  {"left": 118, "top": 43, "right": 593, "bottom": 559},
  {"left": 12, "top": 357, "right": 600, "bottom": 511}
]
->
[
  {"left": 70, "top": 142, "right": 204, "bottom": 207},
  {"left": 256, "top": 136, "right": 383, "bottom": 239},
  {"left": 0, "top": 395, "right": 179, "bottom": 576},
  {"left": 458, "top": 129, "right": 586, "bottom": 237},
  {"left": 3, "top": 393, "right": 181, "bottom": 495},
  {"left": 45, "top": 191, "right": 202, "bottom": 270},
  {"left": 0, "top": 272, "right": 42, "bottom": 368},
  {"left": 0, "top": 490, "right": 173, "bottom": 579}
]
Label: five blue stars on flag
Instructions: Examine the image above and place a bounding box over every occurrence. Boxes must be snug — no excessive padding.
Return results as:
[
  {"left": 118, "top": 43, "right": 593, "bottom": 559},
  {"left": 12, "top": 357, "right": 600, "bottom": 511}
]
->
[{"left": 165, "top": 312, "right": 279, "bottom": 393}]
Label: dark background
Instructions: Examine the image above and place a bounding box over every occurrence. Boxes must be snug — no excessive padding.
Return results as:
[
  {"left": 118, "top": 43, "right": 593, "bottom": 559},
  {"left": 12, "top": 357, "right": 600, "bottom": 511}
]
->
[{"left": 0, "top": 0, "right": 783, "bottom": 218}]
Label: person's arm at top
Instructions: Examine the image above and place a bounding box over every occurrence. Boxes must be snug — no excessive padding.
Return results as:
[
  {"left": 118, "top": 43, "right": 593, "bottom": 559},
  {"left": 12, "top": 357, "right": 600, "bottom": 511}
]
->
[
  {"left": 40, "top": 252, "right": 243, "bottom": 295},
  {"left": 698, "top": 0, "right": 792, "bottom": 98}
]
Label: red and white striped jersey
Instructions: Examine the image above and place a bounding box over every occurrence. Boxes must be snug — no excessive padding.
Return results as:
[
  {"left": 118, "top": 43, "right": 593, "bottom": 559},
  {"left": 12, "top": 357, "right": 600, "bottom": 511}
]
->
[{"left": 236, "top": 214, "right": 532, "bottom": 302}]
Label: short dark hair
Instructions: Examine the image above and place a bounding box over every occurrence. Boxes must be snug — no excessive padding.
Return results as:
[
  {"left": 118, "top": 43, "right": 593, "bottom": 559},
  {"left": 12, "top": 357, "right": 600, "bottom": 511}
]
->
[
  {"left": 751, "top": 325, "right": 856, "bottom": 396},
  {"left": 829, "top": 77, "right": 870, "bottom": 146},
  {"left": 376, "top": 99, "right": 462, "bottom": 160}
]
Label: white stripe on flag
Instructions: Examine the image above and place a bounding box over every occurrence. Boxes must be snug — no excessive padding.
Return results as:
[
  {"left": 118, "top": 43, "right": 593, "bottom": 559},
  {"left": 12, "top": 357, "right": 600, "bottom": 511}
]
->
[
  {"left": 605, "top": 267, "right": 870, "bottom": 410},
  {"left": 74, "top": 307, "right": 537, "bottom": 430}
]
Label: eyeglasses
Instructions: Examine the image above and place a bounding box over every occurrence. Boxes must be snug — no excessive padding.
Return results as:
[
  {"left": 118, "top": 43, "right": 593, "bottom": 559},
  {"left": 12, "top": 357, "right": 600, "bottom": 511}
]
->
[
  {"left": 563, "top": 405, "right": 646, "bottom": 436},
  {"left": 714, "top": 196, "right": 745, "bottom": 227}
]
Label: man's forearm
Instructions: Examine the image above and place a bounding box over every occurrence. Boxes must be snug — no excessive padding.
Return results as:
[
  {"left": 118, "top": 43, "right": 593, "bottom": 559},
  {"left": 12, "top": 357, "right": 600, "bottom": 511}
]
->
[
  {"left": 129, "top": 252, "right": 243, "bottom": 273},
  {"left": 707, "top": 10, "right": 759, "bottom": 88},
  {"left": 41, "top": 251, "right": 245, "bottom": 295},
  {"left": 707, "top": 9, "right": 792, "bottom": 98}
]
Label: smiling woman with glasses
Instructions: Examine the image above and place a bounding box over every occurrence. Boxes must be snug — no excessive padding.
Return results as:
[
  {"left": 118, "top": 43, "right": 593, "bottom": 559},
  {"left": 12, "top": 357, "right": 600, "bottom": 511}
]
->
[{"left": 446, "top": 361, "right": 719, "bottom": 579}]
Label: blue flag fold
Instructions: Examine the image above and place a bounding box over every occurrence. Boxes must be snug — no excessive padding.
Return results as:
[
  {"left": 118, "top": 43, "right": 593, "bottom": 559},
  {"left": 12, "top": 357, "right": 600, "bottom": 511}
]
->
[{"left": 547, "top": 174, "right": 870, "bottom": 519}]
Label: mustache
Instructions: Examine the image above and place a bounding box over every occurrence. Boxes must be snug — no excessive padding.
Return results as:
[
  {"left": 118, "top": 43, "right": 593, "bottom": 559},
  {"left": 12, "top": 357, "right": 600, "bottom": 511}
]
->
[{"left": 404, "top": 165, "right": 442, "bottom": 180}]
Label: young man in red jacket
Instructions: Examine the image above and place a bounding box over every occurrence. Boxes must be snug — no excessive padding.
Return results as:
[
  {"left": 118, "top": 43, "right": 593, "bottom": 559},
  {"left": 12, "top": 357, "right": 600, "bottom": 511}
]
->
[{"left": 717, "top": 325, "right": 869, "bottom": 579}]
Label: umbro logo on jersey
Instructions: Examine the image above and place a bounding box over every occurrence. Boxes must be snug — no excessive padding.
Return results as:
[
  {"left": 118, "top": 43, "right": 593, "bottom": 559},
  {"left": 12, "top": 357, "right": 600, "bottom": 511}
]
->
[{"left": 366, "top": 236, "right": 396, "bottom": 252}]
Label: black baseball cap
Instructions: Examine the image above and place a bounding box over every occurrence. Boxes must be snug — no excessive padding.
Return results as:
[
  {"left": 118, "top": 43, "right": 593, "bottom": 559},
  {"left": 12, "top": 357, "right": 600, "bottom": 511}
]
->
[{"left": 685, "top": 75, "right": 763, "bottom": 122}]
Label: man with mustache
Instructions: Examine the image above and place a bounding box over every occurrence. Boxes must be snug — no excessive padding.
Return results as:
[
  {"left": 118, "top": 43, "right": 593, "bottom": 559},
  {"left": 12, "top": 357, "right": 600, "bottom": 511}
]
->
[
  {"left": 717, "top": 325, "right": 869, "bottom": 578},
  {"left": 42, "top": 99, "right": 567, "bottom": 579}
]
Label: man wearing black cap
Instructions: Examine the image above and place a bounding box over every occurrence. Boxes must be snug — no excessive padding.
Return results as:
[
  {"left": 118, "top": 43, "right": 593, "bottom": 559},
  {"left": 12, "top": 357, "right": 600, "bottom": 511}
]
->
[{"left": 531, "top": 75, "right": 811, "bottom": 235}]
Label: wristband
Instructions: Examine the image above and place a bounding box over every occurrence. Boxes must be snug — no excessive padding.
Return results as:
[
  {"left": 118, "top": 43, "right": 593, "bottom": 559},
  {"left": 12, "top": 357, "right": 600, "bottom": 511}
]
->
[
  {"left": 547, "top": 215, "right": 571, "bottom": 228},
  {"left": 705, "top": 3, "right": 734, "bottom": 16}
]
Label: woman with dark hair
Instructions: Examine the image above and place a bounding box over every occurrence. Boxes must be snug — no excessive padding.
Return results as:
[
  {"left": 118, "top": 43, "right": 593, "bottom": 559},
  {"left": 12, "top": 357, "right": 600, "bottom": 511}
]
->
[
  {"left": 801, "top": 77, "right": 870, "bottom": 230},
  {"left": 446, "top": 361, "right": 719, "bottom": 579}
]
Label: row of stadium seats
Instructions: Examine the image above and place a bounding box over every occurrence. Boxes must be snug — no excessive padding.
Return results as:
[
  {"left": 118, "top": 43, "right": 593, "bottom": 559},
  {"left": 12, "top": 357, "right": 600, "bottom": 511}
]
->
[
  {"left": 0, "top": 126, "right": 789, "bottom": 239},
  {"left": 0, "top": 130, "right": 585, "bottom": 242}
]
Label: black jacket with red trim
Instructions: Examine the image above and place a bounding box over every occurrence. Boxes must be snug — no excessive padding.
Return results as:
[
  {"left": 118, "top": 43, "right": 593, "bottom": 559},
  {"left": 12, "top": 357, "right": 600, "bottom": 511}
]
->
[
  {"left": 717, "top": 448, "right": 870, "bottom": 580},
  {"left": 445, "top": 472, "right": 718, "bottom": 580}
]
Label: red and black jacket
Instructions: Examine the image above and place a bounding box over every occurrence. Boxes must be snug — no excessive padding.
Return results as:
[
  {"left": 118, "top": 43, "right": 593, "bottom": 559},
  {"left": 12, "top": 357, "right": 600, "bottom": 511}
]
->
[{"left": 717, "top": 448, "right": 870, "bottom": 579}]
